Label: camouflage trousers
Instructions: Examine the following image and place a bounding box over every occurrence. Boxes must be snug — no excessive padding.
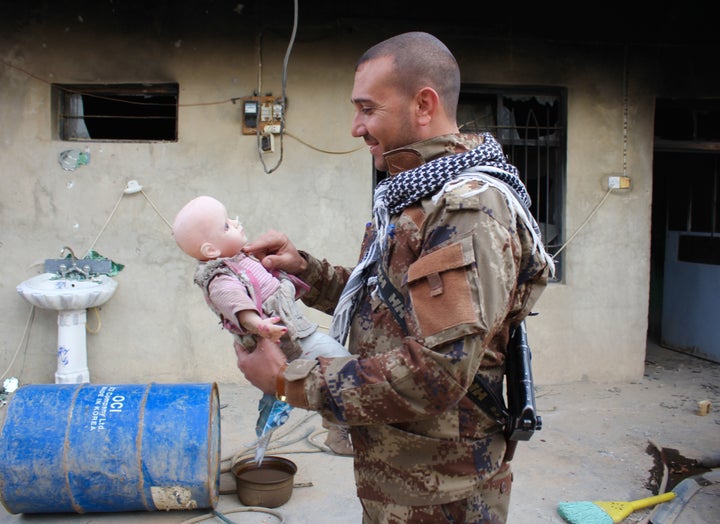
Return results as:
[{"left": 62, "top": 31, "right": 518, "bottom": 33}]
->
[{"left": 360, "top": 463, "right": 512, "bottom": 524}]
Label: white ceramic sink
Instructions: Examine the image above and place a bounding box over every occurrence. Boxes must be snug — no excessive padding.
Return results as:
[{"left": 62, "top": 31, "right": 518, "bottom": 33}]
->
[{"left": 17, "top": 273, "right": 118, "bottom": 311}]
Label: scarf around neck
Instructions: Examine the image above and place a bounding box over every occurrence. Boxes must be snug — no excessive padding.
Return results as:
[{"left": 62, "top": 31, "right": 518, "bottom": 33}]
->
[
  {"left": 384, "top": 133, "right": 530, "bottom": 214},
  {"left": 329, "top": 133, "right": 543, "bottom": 345}
]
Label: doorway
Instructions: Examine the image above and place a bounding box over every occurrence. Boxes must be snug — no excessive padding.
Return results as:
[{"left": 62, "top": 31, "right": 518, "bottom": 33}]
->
[{"left": 649, "top": 98, "right": 720, "bottom": 363}]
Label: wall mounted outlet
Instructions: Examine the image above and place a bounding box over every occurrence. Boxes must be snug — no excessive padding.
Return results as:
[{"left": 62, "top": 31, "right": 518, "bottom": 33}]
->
[{"left": 608, "top": 175, "right": 631, "bottom": 190}]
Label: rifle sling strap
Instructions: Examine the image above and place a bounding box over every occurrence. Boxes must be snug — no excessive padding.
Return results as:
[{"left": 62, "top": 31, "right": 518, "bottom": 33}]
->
[
  {"left": 375, "top": 260, "right": 409, "bottom": 335},
  {"left": 466, "top": 374, "right": 509, "bottom": 426}
]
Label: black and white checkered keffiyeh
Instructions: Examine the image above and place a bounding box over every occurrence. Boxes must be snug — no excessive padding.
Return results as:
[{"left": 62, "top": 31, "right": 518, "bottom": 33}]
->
[
  {"left": 384, "top": 133, "right": 530, "bottom": 214},
  {"left": 329, "top": 133, "right": 542, "bottom": 345}
]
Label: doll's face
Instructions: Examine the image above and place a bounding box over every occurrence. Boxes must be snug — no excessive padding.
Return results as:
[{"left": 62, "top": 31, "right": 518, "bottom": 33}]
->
[{"left": 209, "top": 205, "right": 247, "bottom": 258}]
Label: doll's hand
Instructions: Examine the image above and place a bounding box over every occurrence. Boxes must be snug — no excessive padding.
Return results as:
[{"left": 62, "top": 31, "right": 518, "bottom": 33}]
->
[
  {"left": 257, "top": 316, "right": 287, "bottom": 342},
  {"left": 243, "top": 229, "right": 307, "bottom": 275}
]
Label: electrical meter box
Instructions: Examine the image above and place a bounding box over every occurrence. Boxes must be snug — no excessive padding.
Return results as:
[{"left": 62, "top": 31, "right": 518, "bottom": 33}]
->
[{"left": 241, "top": 95, "right": 284, "bottom": 135}]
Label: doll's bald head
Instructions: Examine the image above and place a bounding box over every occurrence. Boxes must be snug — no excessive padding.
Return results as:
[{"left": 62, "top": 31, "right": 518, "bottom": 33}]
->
[{"left": 172, "top": 195, "right": 228, "bottom": 260}]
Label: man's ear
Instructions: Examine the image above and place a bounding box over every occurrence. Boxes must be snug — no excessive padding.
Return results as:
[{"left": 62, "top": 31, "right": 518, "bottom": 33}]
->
[
  {"left": 200, "top": 242, "right": 221, "bottom": 260},
  {"left": 415, "top": 87, "right": 440, "bottom": 125}
]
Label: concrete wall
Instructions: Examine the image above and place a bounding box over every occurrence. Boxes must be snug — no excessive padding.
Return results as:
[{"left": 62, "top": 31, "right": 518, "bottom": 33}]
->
[{"left": 0, "top": 8, "right": 667, "bottom": 386}]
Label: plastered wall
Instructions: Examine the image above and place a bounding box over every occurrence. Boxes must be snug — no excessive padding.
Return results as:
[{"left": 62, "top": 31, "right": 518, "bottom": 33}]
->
[{"left": 1, "top": 14, "right": 659, "bottom": 386}]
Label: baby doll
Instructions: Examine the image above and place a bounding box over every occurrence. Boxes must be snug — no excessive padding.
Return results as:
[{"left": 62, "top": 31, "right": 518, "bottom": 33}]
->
[{"left": 172, "top": 195, "right": 352, "bottom": 458}]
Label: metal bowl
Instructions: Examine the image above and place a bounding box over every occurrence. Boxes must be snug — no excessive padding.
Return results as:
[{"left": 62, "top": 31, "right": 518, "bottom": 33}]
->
[{"left": 231, "top": 456, "right": 297, "bottom": 508}]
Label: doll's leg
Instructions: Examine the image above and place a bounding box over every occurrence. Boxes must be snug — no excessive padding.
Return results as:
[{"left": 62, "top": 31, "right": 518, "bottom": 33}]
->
[
  {"left": 297, "top": 331, "right": 349, "bottom": 359},
  {"left": 295, "top": 332, "right": 353, "bottom": 455}
]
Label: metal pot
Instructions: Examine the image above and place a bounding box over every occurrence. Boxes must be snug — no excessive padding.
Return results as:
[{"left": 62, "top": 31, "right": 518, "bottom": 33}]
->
[{"left": 231, "top": 456, "right": 297, "bottom": 508}]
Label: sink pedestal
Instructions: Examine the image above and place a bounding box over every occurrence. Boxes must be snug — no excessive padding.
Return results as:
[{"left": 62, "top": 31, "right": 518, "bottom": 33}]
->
[
  {"left": 16, "top": 272, "right": 118, "bottom": 384},
  {"left": 56, "top": 309, "right": 90, "bottom": 383}
]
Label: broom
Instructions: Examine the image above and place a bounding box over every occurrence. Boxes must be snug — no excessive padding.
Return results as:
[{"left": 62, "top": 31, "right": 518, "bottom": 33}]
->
[{"left": 557, "top": 491, "right": 675, "bottom": 523}]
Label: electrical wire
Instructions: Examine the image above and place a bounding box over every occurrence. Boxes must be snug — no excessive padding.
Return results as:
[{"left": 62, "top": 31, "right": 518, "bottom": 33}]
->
[
  {"left": 0, "top": 58, "right": 229, "bottom": 108},
  {"left": 180, "top": 507, "right": 286, "bottom": 524},
  {"left": 552, "top": 187, "right": 615, "bottom": 259},
  {"left": 551, "top": 50, "right": 631, "bottom": 260},
  {"left": 86, "top": 307, "right": 102, "bottom": 334},
  {"left": 285, "top": 130, "right": 366, "bottom": 155},
  {"left": 257, "top": 0, "right": 299, "bottom": 174},
  {"left": 0, "top": 305, "right": 35, "bottom": 384},
  {"left": 140, "top": 189, "right": 173, "bottom": 229},
  {"left": 622, "top": 44, "right": 629, "bottom": 178},
  {"left": 83, "top": 190, "right": 125, "bottom": 258},
  {"left": 83, "top": 186, "right": 172, "bottom": 258}
]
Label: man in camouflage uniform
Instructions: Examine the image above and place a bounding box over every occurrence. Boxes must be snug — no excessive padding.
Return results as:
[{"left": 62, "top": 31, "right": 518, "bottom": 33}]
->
[{"left": 236, "top": 31, "right": 553, "bottom": 523}]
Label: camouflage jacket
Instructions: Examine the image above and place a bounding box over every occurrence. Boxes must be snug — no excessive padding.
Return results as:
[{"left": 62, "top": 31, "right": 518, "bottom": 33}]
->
[{"left": 284, "top": 133, "right": 551, "bottom": 505}]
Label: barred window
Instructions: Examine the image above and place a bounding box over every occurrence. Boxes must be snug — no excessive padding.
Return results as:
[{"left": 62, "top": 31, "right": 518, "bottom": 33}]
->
[
  {"left": 53, "top": 83, "right": 179, "bottom": 142},
  {"left": 655, "top": 98, "right": 720, "bottom": 265},
  {"left": 456, "top": 86, "right": 566, "bottom": 280}
]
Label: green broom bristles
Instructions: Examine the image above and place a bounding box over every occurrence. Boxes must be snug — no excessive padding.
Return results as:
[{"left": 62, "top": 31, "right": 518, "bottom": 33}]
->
[
  {"left": 557, "top": 501, "right": 613, "bottom": 523},
  {"left": 557, "top": 492, "right": 676, "bottom": 524}
]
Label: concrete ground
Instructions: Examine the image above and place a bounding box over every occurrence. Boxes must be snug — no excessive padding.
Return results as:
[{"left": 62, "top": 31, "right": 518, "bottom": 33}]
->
[{"left": 0, "top": 340, "right": 718, "bottom": 523}]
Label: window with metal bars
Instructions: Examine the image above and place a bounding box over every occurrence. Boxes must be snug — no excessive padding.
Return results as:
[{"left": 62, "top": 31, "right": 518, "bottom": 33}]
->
[
  {"left": 655, "top": 99, "right": 720, "bottom": 265},
  {"left": 53, "top": 83, "right": 179, "bottom": 142},
  {"left": 659, "top": 152, "right": 720, "bottom": 265},
  {"left": 459, "top": 86, "right": 566, "bottom": 280}
]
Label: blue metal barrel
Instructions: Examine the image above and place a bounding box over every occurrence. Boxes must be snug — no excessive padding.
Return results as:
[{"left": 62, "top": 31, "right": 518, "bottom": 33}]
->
[{"left": 0, "top": 382, "right": 220, "bottom": 514}]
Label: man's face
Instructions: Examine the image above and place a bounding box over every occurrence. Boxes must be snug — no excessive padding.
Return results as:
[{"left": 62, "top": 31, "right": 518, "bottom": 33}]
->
[{"left": 351, "top": 56, "right": 419, "bottom": 172}]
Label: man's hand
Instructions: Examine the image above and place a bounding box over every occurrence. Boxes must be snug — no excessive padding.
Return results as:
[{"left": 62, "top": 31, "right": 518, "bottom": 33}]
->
[
  {"left": 234, "top": 337, "right": 286, "bottom": 395},
  {"left": 243, "top": 229, "right": 307, "bottom": 275}
]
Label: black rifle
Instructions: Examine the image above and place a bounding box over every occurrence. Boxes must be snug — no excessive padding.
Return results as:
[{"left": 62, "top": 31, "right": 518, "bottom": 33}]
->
[
  {"left": 502, "top": 320, "right": 542, "bottom": 461},
  {"left": 465, "top": 319, "right": 542, "bottom": 462}
]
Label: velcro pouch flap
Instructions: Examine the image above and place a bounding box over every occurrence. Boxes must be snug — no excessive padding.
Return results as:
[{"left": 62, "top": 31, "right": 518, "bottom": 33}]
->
[
  {"left": 407, "top": 236, "right": 479, "bottom": 345},
  {"left": 407, "top": 237, "right": 474, "bottom": 286}
]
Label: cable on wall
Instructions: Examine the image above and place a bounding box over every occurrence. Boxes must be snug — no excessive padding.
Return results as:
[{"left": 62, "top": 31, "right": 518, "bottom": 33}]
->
[
  {"left": 622, "top": 43, "right": 629, "bottom": 178},
  {"left": 551, "top": 45, "right": 631, "bottom": 260},
  {"left": 257, "top": 0, "right": 299, "bottom": 174},
  {"left": 552, "top": 187, "right": 615, "bottom": 259}
]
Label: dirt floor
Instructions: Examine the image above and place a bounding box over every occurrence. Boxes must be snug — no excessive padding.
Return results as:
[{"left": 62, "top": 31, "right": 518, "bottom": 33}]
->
[
  {"left": 0, "top": 340, "right": 718, "bottom": 523},
  {"left": 511, "top": 340, "right": 720, "bottom": 523}
]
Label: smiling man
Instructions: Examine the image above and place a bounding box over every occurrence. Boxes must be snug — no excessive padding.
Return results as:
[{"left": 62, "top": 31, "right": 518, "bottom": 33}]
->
[{"left": 237, "top": 32, "right": 554, "bottom": 523}]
